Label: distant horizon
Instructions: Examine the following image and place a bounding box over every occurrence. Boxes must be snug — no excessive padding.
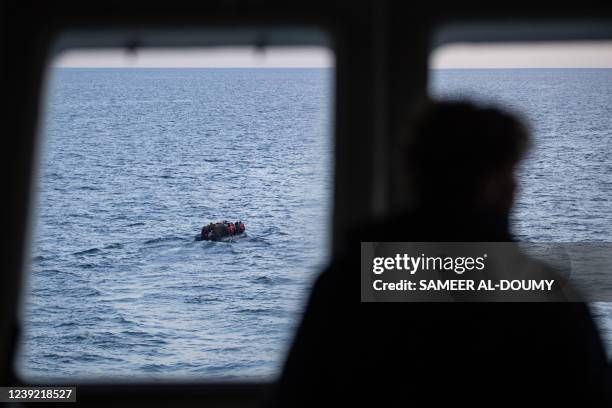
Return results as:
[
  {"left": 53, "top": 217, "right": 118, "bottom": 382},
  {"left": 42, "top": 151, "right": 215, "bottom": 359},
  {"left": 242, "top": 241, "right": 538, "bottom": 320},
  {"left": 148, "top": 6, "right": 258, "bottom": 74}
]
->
[
  {"left": 52, "top": 41, "right": 612, "bottom": 69},
  {"left": 53, "top": 66, "right": 333, "bottom": 69},
  {"left": 52, "top": 66, "right": 612, "bottom": 69}
]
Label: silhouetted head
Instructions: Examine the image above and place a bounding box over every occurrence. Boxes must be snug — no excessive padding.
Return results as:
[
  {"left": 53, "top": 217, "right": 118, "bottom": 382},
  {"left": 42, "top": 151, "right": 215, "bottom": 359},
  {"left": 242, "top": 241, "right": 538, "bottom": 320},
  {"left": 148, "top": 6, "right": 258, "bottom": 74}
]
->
[{"left": 405, "top": 101, "right": 530, "bottom": 215}]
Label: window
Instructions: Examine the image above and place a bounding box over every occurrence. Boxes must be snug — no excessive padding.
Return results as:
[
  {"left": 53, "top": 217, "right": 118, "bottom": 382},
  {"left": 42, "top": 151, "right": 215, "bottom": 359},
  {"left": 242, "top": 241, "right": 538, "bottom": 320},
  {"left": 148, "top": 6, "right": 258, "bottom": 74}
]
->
[
  {"left": 18, "top": 38, "right": 334, "bottom": 381},
  {"left": 429, "top": 38, "right": 612, "bottom": 354}
]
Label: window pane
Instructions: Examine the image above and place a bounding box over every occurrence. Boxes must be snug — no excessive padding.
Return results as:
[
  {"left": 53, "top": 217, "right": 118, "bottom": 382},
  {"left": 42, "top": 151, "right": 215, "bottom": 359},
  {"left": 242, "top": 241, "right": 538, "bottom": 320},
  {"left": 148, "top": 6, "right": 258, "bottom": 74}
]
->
[
  {"left": 19, "top": 46, "right": 334, "bottom": 380},
  {"left": 430, "top": 41, "right": 612, "bottom": 355}
]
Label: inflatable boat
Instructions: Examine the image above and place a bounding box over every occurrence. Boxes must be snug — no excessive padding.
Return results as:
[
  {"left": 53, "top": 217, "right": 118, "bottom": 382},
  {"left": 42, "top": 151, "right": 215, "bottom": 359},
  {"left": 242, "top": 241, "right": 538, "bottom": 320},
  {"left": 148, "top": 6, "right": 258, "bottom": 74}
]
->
[{"left": 198, "top": 221, "right": 246, "bottom": 241}]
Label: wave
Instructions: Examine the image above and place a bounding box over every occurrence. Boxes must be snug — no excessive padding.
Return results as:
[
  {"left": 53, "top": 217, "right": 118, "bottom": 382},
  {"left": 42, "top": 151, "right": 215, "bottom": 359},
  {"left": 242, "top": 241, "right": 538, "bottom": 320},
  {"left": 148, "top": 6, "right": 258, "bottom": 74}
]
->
[
  {"left": 110, "top": 315, "right": 137, "bottom": 325},
  {"left": 235, "top": 307, "right": 281, "bottom": 316},
  {"left": 54, "top": 321, "right": 79, "bottom": 328},
  {"left": 184, "top": 295, "right": 223, "bottom": 304},
  {"left": 72, "top": 287, "right": 102, "bottom": 297},
  {"left": 252, "top": 276, "right": 273, "bottom": 285},
  {"left": 103, "top": 242, "right": 124, "bottom": 249},
  {"left": 121, "top": 330, "right": 158, "bottom": 338},
  {"left": 74, "top": 262, "right": 98, "bottom": 269},
  {"left": 144, "top": 236, "right": 186, "bottom": 245},
  {"left": 32, "top": 254, "right": 58, "bottom": 262},
  {"left": 72, "top": 247, "right": 101, "bottom": 256},
  {"left": 35, "top": 269, "right": 64, "bottom": 276},
  {"left": 245, "top": 236, "right": 272, "bottom": 246}
]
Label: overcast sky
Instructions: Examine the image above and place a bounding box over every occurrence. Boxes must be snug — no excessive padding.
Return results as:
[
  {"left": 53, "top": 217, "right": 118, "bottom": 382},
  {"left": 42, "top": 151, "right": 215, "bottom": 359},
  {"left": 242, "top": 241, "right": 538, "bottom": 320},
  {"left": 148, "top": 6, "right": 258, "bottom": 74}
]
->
[
  {"left": 53, "top": 42, "right": 612, "bottom": 68},
  {"left": 431, "top": 41, "right": 612, "bottom": 68},
  {"left": 54, "top": 47, "right": 334, "bottom": 68}
]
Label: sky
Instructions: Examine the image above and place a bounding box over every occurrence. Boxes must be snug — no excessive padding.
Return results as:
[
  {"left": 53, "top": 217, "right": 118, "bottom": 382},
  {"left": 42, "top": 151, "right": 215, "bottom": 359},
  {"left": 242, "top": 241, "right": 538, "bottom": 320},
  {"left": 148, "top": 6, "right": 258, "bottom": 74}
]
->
[
  {"left": 53, "top": 47, "right": 334, "bottom": 68},
  {"left": 431, "top": 41, "right": 612, "bottom": 69},
  {"left": 53, "top": 41, "right": 612, "bottom": 68}
]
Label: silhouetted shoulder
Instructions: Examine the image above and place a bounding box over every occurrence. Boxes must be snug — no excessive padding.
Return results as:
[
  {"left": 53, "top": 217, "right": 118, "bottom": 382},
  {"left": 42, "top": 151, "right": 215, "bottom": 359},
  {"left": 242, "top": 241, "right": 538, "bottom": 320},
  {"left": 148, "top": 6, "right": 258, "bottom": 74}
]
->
[{"left": 274, "top": 246, "right": 608, "bottom": 407}]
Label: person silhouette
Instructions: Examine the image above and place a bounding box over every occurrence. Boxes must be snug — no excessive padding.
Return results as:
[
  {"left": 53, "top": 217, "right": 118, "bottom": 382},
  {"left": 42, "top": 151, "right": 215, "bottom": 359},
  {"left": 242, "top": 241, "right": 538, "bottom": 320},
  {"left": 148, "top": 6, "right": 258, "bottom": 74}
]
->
[{"left": 271, "top": 101, "right": 608, "bottom": 407}]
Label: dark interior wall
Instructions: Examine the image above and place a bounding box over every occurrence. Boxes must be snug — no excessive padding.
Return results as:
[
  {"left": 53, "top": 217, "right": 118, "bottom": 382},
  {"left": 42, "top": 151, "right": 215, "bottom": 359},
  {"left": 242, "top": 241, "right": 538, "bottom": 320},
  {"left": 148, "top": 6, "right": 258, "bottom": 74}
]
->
[
  {"left": 2, "top": 0, "right": 612, "bottom": 405},
  {"left": 1, "top": 2, "right": 51, "bottom": 387}
]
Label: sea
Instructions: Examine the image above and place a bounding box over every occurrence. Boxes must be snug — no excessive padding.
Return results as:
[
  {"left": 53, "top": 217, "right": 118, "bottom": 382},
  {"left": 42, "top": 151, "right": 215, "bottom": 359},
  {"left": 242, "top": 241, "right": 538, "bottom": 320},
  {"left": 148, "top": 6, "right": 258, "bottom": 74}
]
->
[
  {"left": 19, "top": 68, "right": 333, "bottom": 381},
  {"left": 18, "top": 68, "right": 612, "bottom": 381}
]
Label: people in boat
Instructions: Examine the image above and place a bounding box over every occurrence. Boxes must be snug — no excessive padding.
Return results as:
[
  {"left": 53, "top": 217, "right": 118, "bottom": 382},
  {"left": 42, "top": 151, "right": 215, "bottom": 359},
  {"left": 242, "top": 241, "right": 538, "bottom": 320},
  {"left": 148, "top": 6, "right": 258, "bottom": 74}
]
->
[{"left": 200, "top": 221, "right": 245, "bottom": 241}]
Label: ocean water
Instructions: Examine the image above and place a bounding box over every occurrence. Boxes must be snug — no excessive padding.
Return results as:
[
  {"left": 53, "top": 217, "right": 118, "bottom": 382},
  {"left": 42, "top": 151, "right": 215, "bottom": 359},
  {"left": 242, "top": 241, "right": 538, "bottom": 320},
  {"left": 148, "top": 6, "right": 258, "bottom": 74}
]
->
[
  {"left": 19, "top": 68, "right": 333, "bottom": 380},
  {"left": 18, "top": 68, "right": 612, "bottom": 380}
]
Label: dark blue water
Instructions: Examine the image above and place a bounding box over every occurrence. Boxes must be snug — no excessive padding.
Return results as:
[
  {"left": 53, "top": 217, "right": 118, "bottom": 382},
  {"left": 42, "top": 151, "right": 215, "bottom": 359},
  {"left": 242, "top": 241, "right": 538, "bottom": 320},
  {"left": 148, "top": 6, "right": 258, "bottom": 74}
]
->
[
  {"left": 19, "top": 68, "right": 333, "bottom": 380},
  {"left": 19, "top": 68, "right": 612, "bottom": 380},
  {"left": 431, "top": 69, "right": 612, "bottom": 242}
]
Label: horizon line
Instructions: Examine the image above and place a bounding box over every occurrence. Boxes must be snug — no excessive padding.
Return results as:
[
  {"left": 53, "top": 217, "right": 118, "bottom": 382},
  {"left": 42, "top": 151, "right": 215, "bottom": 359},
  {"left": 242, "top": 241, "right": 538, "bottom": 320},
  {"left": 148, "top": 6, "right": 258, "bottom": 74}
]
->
[
  {"left": 52, "top": 66, "right": 333, "bottom": 69},
  {"left": 51, "top": 66, "right": 612, "bottom": 69}
]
